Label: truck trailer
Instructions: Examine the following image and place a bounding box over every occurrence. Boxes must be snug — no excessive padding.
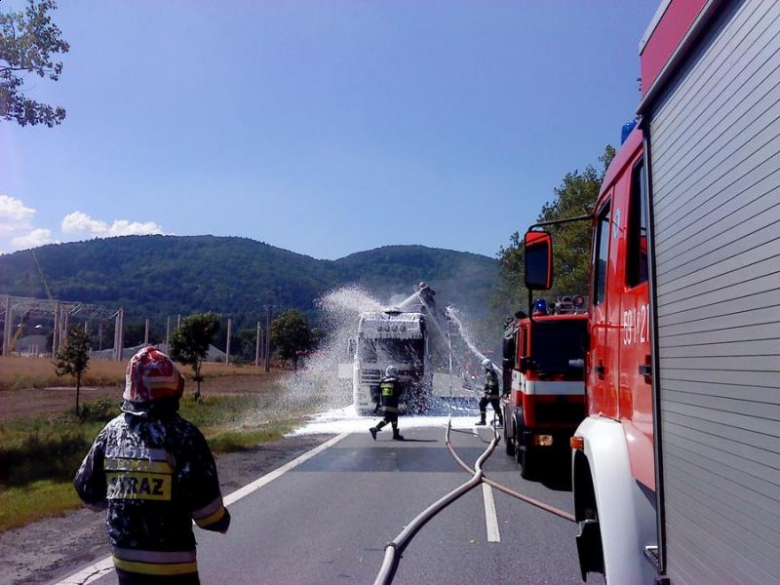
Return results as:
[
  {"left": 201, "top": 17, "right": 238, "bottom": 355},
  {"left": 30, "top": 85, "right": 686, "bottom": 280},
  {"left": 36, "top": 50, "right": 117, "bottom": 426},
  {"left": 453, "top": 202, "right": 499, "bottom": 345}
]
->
[{"left": 524, "top": 1, "right": 780, "bottom": 583}]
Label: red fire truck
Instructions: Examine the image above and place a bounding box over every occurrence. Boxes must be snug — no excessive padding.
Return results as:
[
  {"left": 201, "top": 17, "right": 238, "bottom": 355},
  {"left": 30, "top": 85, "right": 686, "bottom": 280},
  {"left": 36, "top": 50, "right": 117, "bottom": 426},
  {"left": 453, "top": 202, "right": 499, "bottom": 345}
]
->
[
  {"left": 525, "top": 1, "right": 780, "bottom": 583},
  {"left": 501, "top": 300, "right": 588, "bottom": 479}
]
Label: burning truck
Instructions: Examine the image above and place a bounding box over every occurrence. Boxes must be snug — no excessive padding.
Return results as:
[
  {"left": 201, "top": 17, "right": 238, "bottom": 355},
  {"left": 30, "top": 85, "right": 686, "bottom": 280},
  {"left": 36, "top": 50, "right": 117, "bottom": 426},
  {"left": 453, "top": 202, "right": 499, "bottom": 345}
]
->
[{"left": 351, "top": 282, "right": 444, "bottom": 415}]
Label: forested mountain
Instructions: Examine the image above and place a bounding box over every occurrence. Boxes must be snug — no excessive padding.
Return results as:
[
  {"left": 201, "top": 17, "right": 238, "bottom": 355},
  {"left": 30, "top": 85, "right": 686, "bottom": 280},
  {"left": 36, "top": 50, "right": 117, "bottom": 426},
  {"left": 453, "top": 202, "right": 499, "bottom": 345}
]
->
[{"left": 0, "top": 236, "right": 498, "bottom": 330}]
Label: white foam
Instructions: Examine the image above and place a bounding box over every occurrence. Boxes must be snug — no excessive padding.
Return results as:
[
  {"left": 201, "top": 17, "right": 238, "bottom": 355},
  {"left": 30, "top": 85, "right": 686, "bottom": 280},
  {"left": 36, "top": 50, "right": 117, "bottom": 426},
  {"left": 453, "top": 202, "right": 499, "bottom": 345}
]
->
[{"left": 289, "top": 404, "right": 480, "bottom": 436}]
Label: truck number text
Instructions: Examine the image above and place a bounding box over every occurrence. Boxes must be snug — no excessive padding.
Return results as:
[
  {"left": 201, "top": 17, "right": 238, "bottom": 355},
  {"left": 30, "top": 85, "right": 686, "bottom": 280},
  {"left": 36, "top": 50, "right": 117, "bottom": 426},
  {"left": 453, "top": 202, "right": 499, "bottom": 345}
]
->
[{"left": 623, "top": 304, "right": 649, "bottom": 346}]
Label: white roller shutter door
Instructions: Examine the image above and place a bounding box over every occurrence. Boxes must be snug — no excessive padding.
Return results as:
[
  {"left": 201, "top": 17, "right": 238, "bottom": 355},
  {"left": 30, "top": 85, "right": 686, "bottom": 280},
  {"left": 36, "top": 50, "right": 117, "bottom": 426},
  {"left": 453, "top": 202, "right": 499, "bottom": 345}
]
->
[{"left": 648, "top": 0, "right": 780, "bottom": 583}]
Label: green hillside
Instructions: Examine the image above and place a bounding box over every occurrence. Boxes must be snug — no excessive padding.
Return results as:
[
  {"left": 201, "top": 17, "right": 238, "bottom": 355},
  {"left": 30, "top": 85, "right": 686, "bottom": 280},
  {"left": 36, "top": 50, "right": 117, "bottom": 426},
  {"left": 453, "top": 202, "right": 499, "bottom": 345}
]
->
[{"left": 0, "top": 236, "right": 498, "bottom": 330}]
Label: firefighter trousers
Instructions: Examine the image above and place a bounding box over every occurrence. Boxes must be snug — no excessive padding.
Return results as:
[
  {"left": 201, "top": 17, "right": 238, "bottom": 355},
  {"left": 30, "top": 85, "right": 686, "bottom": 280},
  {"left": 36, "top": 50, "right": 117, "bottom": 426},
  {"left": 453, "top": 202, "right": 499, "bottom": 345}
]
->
[{"left": 479, "top": 397, "right": 501, "bottom": 420}]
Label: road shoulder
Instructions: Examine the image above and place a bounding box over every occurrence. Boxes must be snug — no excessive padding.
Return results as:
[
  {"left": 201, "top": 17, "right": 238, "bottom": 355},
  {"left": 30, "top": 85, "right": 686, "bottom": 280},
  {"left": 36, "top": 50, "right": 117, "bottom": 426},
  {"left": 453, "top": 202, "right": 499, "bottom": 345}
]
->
[{"left": 0, "top": 433, "right": 334, "bottom": 585}]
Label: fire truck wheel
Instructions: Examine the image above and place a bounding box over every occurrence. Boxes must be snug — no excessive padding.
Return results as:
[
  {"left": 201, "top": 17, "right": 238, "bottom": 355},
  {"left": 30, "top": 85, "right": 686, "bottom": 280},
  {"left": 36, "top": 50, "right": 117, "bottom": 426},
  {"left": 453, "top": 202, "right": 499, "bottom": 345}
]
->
[
  {"left": 519, "top": 445, "right": 536, "bottom": 480},
  {"left": 504, "top": 419, "right": 515, "bottom": 457}
]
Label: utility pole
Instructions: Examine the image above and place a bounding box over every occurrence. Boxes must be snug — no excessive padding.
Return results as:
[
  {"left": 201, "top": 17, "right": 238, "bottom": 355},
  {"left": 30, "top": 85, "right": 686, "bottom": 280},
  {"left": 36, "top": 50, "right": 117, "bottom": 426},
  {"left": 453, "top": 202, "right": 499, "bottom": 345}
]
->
[
  {"left": 62, "top": 310, "right": 69, "bottom": 347},
  {"left": 166, "top": 316, "right": 171, "bottom": 348},
  {"left": 144, "top": 318, "right": 150, "bottom": 346},
  {"left": 114, "top": 308, "right": 124, "bottom": 361},
  {"left": 255, "top": 321, "right": 261, "bottom": 367},
  {"left": 264, "top": 306, "right": 274, "bottom": 372},
  {"left": 225, "top": 318, "right": 232, "bottom": 366},
  {"left": 2, "top": 296, "right": 12, "bottom": 357},
  {"left": 98, "top": 322, "right": 104, "bottom": 351},
  {"left": 52, "top": 301, "right": 60, "bottom": 357}
]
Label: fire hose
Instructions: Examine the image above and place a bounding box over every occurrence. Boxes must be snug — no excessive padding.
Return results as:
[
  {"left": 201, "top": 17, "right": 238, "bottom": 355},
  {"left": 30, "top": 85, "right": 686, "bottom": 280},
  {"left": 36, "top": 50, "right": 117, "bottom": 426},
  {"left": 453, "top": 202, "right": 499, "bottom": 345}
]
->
[
  {"left": 372, "top": 419, "right": 498, "bottom": 585},
  {"left": 372, "top": 416, "right": 575, "bottom": 585}
]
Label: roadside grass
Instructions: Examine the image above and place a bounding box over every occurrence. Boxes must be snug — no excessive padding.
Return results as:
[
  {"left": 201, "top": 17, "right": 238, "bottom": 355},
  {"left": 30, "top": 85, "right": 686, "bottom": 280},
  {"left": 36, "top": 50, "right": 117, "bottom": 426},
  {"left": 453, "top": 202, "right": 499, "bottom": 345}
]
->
[
  {"left": 0, "top": 355, "right": 270, "bottom": 392},
  {"left": 0, "top": 480, "right": 83, "bottom": 533},
  {"left": 0, "top": 380, "right": 312, "bottom": 531}
]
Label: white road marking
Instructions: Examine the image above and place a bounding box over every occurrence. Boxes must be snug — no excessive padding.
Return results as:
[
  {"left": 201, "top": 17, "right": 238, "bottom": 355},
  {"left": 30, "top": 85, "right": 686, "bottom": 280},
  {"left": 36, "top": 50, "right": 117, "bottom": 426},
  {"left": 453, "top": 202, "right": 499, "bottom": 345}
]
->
[
  {"left": 482, "top": 483, "right": 501, "bottom": 543},
  {"left": 224, "top": 432, "right": 349, "bottom": 505},
  {"left": 55, "top": 432, "right": 350, "bottom": 585}
]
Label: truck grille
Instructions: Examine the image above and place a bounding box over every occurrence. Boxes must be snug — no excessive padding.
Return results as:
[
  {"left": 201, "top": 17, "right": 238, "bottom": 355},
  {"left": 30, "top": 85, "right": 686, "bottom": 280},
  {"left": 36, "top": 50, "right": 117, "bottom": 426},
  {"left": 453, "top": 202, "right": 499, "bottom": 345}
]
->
[
  {"left": 360, "top": 369, "right": 381, "bottom": 384},
  {"left": 534, "top": 402, "right": 585, "bottom": 426}
]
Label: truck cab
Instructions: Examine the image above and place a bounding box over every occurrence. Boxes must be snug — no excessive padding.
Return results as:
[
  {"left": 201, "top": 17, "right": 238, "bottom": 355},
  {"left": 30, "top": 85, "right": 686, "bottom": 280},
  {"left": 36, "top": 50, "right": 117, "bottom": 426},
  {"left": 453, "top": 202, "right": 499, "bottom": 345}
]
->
[
  {"left": 502, "top": 308, "right": 588, "bottom": 479},
  {"left": 525, "top": 128, "right": 657, "bottom": 583},
  {"left": 353, "top": 311, "right": 431, "bottom": 415}
]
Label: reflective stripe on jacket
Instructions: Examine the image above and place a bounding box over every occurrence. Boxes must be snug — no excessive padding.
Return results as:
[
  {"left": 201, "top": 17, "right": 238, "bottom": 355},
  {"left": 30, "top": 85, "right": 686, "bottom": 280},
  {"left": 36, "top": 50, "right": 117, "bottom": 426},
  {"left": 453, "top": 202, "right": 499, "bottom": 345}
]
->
[
  {"left": 380, "top": 377, "right": 400, "bottom": 413},
  {"left": 74, "top": 400, "right": 230, "bottom": 579}
]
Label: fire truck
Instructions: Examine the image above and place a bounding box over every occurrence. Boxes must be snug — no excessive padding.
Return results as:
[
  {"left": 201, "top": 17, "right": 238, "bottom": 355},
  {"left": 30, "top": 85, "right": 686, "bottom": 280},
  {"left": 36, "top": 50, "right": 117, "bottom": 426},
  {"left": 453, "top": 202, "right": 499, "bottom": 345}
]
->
[
  {"left": 501, "top": 298, "right": 588, "bottom": 479},
  {"left": 524, "top": 1, "right": 780, "bottom": 583}
]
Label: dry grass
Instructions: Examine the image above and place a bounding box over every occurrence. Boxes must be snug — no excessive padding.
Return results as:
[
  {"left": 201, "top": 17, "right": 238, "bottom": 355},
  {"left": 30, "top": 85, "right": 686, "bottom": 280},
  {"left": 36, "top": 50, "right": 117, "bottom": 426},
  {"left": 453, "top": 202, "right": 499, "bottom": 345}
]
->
[
  {"left": 0, "top": 356, "right": 270, "bottom": 392},
  {"left": 0, "top": 381, "right": 304, "bottom": 531}
]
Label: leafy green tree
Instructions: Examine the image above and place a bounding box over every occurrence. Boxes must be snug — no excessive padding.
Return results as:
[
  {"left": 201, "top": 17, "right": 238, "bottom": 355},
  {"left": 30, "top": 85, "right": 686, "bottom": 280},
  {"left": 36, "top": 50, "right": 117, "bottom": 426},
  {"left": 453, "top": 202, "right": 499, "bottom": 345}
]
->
[
  {"left": 496, "top": 145, "right": 615, "bottom": 309},
  {"left": 55, "top": 326, "right": 90, "bottom": 417},
  {"left": 169, "top": 312, "right": 220, "bottom": 401},
  {"left": 270, "top": 310, "right": 312, "bottom": 370},
  {"left": 0, "top": 0, "right": 69, "bottom": 127},
  {"left": 236, "top": 327, "right": 259, "bottom": 362}
]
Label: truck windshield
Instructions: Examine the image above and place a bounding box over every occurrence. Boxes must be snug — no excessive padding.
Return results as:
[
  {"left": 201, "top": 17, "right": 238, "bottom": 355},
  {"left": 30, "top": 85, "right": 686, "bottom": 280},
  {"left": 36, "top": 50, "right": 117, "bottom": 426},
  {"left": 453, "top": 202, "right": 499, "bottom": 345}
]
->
[
  {"left": 531, "top": 320, "right": 587, "bottom": 373},
  {"left": 360, "top": 338, "right": 424, "bottom": 365}
]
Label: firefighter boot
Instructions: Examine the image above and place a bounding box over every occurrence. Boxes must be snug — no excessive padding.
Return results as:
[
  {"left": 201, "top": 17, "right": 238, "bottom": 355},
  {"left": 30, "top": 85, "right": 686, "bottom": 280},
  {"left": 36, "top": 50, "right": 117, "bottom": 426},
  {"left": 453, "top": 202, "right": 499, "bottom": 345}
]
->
[
  {"left": 369, "top": 427, "right": 378, "bottom": 440},
  {"left": 393, "top": 430, "right": 405, "bottom": 441},
  {"left": 475, "top": 414, "right": 486, "bottom": 426}
]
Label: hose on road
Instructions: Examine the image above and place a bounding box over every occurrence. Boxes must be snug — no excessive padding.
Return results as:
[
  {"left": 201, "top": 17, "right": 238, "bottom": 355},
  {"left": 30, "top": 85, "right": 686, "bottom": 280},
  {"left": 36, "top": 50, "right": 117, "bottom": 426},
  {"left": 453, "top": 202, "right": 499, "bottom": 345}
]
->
[
  {"left": 444, "top": 430, "right": 575, "bottom": 523},
  {"left": 372, "top": 418, "right": 498, "bottom": 585}
]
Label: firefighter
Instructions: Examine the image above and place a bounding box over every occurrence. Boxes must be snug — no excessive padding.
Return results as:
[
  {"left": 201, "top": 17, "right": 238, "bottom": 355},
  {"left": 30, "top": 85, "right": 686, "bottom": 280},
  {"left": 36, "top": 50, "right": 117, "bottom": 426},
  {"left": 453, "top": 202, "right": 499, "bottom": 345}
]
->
[
  {"left": 476, "top": 358, "right": 503, "bottom": 426},
  {"left": 74, "top": 347, "right": 230, "bottom": 585},
  {"left": 369, "top": 365, "right": 404, "bottom": 441}
]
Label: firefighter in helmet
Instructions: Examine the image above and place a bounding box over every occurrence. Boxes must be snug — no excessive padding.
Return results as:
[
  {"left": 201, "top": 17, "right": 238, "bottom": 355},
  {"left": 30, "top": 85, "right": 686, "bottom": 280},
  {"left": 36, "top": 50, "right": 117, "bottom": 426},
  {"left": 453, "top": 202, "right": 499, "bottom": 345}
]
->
[
  {"left": 476, "top": 358, "right": 503, "bottom": 426},
  {"left": 74, "top": 347, "right": 230, "bottom": 585},
  {"left": 369, "top": 365, "right": 404, "bottom": 441}
]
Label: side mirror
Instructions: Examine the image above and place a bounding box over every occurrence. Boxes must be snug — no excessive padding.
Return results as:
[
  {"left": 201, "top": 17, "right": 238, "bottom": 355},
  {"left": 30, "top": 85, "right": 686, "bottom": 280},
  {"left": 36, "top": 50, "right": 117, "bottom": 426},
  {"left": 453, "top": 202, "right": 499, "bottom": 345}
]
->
[{"left": 525, "top": 231, "right": 553, "bottom": 290}]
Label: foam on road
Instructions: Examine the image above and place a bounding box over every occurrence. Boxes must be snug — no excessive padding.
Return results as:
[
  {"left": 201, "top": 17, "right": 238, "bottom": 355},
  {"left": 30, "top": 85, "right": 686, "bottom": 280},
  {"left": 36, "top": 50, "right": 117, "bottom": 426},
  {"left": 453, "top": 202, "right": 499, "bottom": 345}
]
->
[{"left": 289, "top": 404, "right": 483, "bottom": 436}]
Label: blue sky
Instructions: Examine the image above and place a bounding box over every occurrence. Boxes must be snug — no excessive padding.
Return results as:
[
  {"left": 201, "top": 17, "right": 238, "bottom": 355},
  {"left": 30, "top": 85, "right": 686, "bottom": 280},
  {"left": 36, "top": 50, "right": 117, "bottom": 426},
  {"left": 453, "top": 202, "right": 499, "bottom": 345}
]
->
[{"left": 0, "top": 0, "right": 659, "bottom": 259}]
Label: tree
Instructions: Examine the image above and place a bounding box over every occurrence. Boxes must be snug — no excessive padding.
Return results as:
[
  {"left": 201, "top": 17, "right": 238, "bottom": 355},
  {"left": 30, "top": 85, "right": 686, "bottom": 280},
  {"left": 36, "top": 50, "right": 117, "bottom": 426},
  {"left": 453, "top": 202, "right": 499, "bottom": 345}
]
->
[
  {"left": 55, "top": 326, "right": 90, "bottom": 417},
  {"left": 236, "top": 326, "right": 259, "bottom": 362},
  {"left": 270, "top": 310, "right": 312, "bottom": 370},
  {"left": 496, "top": 145, "right": 616, "bottom": 309},
  {"left": 0, "top": 0, "right": 69, "bottom": 127},
  {"left": 169, "top": 312, "right": 220, "bottom": 401}
]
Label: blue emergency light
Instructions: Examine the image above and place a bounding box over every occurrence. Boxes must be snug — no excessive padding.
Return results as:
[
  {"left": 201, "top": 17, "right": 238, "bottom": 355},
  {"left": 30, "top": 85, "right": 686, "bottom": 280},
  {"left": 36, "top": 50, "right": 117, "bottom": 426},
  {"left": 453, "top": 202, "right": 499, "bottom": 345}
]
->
[{"left": 621, "top": 120, "right": 638, "bottom": 144}]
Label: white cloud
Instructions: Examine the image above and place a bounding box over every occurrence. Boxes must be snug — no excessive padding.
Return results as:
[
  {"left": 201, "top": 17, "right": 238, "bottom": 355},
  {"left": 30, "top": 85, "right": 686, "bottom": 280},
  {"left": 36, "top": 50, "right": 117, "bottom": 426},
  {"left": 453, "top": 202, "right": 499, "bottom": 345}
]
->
[
  {"left": 62, "top": 211, "right": 164, "bottom": 237},
  {"left": 10, "top": 228, "right": 53, "bottom": 249},
  {"left": 0, "top": 194, "right": 36, "bottom": 235}
]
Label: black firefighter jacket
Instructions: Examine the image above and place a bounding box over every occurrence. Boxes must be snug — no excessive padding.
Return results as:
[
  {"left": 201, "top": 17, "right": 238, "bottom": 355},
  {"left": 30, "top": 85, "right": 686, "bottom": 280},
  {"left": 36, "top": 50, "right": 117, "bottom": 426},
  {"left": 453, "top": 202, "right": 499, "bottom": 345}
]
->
[
  {"left": 484, "top": 369, "right": 500, "bottom": 398},
  {"left": 74, "top": 398, "right": 230, "bottom": 581},
  {"left": 379, "top": 376, "right": 400, "bottom": 413}
]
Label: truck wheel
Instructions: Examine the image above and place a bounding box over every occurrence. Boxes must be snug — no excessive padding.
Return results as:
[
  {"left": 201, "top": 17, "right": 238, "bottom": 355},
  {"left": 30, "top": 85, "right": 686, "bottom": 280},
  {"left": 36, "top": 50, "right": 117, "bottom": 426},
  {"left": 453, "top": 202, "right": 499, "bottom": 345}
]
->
[
  {"left": 574, "top": 454, "right": 605, "bottom": 579},
  {"left": 504, "top": 415, "right": 515, "bottom": 457},
  {"left": 520, "top": 445, "right": 535, "bottom": 480}
]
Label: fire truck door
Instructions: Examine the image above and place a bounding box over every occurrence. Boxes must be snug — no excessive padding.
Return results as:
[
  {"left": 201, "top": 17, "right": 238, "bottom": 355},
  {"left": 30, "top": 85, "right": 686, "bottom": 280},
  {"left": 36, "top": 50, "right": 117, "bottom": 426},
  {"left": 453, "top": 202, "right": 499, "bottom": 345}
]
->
[
  {"left": 619, "top": 157, "right": 654, "bottom": 489},
  {"left": 587, "top": 195, "right": 618, "bottom": 419}
]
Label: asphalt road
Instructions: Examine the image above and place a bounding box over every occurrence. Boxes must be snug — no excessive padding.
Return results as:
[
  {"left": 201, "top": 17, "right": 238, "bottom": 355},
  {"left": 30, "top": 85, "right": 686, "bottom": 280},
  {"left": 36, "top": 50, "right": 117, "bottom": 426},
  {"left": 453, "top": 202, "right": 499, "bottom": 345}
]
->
[{"left": 85, "top": 422, "right": 588, "bottom": 585}]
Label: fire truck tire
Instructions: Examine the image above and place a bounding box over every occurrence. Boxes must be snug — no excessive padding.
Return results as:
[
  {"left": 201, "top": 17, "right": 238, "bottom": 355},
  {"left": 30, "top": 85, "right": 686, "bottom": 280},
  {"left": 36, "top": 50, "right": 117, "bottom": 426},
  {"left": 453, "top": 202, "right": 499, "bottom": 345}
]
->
[
  {"left": 574, "top": 417, "right": 658, "bottom": 584},
  {"left": 504, "top": 408, "right": 515, "bottom": 456},
  {"left": 519, "top": 445, "right": 536, "bottom": 480}
]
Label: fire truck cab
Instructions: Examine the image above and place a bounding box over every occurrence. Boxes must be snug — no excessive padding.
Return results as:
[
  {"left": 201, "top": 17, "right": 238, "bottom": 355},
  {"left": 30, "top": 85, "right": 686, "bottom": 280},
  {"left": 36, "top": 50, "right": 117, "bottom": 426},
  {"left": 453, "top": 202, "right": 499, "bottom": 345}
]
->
[
  {"left": 525, "top": 2, "right": 780, "bottom": 583},
  {"left": 502, "top": 306, "right": 588, "bottom": 479}
]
